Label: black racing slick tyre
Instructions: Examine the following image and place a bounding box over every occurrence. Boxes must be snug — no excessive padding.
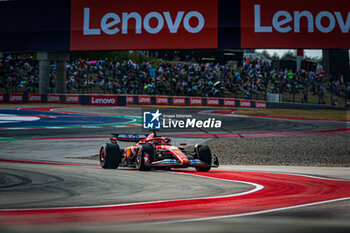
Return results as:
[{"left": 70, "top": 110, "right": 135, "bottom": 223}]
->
[
  {"left": 196, "top": 145, "right": 212, "bottom": 172},
  {"left": 100, "top": 143, "right": 121, "bottom": 169},
  {"left": 136, "top": 144, "right": 154, "bottom": 171}
]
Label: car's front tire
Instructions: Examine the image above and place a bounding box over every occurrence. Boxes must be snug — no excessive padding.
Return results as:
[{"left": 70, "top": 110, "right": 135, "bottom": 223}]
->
[
  {"left": 136, "top": 144, "right": 154, "bottom": 171},
  {"left": 100, "top": 143, "right": 121, "bottom": 169},
  {"left": 196, "top": 145, "right": 212, "bottom": 172}
]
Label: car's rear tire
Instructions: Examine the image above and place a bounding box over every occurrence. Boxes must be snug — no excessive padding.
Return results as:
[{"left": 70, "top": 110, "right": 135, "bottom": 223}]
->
[
  {"left": 100, "top": 143, "right": 121, "bottom": 169},
  {"left": 196, "top": 145, "right": 212, "bottom": 172},
  {"left": 136, "top": 144, "right": 154, "bottom": 171}
]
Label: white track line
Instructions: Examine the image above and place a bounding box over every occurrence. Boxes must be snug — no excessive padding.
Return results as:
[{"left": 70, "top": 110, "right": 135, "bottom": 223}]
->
[
  {"left": 1, "top": 169, "right": 349, "bottom": 227},
  {"left": 145, "top": 197, "right": 350, "bottom": 225},
  {"left": 144, "top": 170, "right": 350, "bottom": 224},
  {"left": 104, "top": 170, "right": 350, "bottom": 226},
  {"left": 0, "top": 173, "right": 263, "bottom": 212}
]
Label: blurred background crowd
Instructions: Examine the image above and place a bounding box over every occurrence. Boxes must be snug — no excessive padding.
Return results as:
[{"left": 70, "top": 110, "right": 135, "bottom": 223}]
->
[{"left": 0, "top": 53, "right": 349, "bottom": 106}]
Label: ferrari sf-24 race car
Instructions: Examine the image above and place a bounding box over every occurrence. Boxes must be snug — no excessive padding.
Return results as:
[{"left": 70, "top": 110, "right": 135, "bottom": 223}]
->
[{"left": 99, "top": 131, "right": 219, "bottom": 172}]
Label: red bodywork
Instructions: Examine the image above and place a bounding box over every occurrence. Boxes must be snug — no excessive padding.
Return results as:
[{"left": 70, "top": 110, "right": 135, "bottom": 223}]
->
[{"left": 110, "top": 133, "right": 189, "bottom": 165}]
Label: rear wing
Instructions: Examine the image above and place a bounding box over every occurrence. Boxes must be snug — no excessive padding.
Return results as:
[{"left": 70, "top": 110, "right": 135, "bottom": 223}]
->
[{"left": 110, "top": 134, "right": 148, "bottom": 143}]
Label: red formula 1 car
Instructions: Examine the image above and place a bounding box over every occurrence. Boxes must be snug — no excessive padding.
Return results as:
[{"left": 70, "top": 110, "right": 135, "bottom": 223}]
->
[{"left": 99, "top": 131, "right": 219, "bottom": 172}]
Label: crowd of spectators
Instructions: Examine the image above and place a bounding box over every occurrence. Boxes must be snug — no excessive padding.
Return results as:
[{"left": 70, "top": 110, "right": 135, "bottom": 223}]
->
[
  {"left": 0, "top": 55, "right": 39, "bottom": 94},
  {"left": 240, "top": 57, "right": 349, "bottom": 104},
  {"left": 0, "top": 54, "right": 349, "bottom": 104},
  {"left": 268, "top": 66, "right": 348, "bottom": 104},
  {"left": 65, "top": 59, "right": 231, "bottom": 97}
]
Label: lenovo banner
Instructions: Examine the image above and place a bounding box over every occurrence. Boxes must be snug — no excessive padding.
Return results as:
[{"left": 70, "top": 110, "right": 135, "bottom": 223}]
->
[
  {"left": 71, "top": 0, "right": 218, "bottom": 50},
  {"left": 224, "top": 98, "right": 235, "bottom": 107},
  {"left": 172, "top": 96, "right": 186, "bottom": 106},
  {"left": 28, "top": 94, "right": 42, "bottom": 103},
  {"left": 90, "top": 95, "right": 118, "bottom": 105},
  {"left": 47, "top": 94, "right": 61, "bottom": 103},
  {"left": 190, "top": 97, "right": 203, "bottom": 106},
  {"left": 65, "top": 94, "right": 80, "bottom": 104},
  {"left": 9, "top": 94, "right": 23, "bottom": 104},
  {"left": 206, "top": 98, "right": 220, "bottom": 106},
  {"left": 0, "top": 93, "right": 4, "bottom": 103},
  {"left": 156, "top": 96, "right": 169, "bottom": 105},
  {"left": 255, "top": 100, "right": 267, "bottom": 108},
  {"left": 2, "top": 0, "right": 350, "bottom": 52},
  {"left": 138, "top": 95, "right": 151, "bottom": 105},
  {"left": 241, "top": 0, "right": 350, "bottom": 48},
  {"left": 239, "top": 99, "right": 251, "bottom": 108},
  {"left": 126, "top": 95, "right": 134, "bottom": 104}
]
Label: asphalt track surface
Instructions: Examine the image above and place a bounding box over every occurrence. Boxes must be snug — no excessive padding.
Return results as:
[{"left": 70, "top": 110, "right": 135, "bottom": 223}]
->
[
  {"left": 0, "top": 105, "right": 348, "bottom": 138},
  {"left": 0, "top": 105, "right": 349, "bottom": 232}
]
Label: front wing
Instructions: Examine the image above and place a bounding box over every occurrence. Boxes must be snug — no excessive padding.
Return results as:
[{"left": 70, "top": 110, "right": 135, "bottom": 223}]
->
[{"left": 151, "top": 155, "right": 219, "bottom": 169}]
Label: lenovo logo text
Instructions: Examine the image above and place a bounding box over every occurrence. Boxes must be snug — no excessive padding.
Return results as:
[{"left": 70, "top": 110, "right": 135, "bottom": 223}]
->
[
  {"left": 84, "top": 8, "right": 205, "bottom": 35},
  {"left": 139, "top": 97, "right": 151, "bottom": 104},
  {"left": 29, "top": 95, "right": 41, "bottom": 101},
  {"left": 173, "top": 98, "right": 185, "bottom": 106},
  {"left": 91, "top": 97, "right": 116, "bottom": 104},
  {"left": 66, "top": 96, "right": 79, "bottom": 102},
  {"left": 255, "top": 5, "right": 350, "bottom": 33},
  {"left": 191, "top": 99, "right": 202, "bottom": 104},
  {"left": 10, "top": 96, "right": 22, "bottom": 101},
  {"left": 157, "top": 98, "right": 168, "bottom": 104},
  {"left": 48, "top": 96, "right": 60, "bottom": 102},
  {"left": 207, "top": 99, "right": 219, "bottom": 105},
  {"left": 127, "top": 96, "right": 134, "bottom": 104},
  {"left": 224, "top": 100, "right": 235, "bottom": 106}
]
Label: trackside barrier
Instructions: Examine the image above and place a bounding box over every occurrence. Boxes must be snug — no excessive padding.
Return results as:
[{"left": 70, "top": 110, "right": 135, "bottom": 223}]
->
[
  {"left": 65, "top": 94, "right": 80, "bottom": 104},
  {"left": 125, "top": 95, "right": 264, "bottom": 108},
  {"left": 172, "top": 96, "right": 186, "bottom": 106},
  {"left": 0, "top": 93, "right": 5, "bottom": 103},
  {"left": 138, "top": 95, "right": 151, "bottom": 105},
  {"left": 224, "top": 98, "right": 235, "bottom": 107},
  {"left": 239, "top": 99, "right": 252, "bottom": 108},
  {"left": 89, "top": 95, "right": 119, "bottom": 106},
  {"left": 0, "top": 93, "right": 268, "bottom": 108},
  {"left": 47, "top": 94, "right": 61, "bottom": 103},
  {"left": 9, "top": 93, "right": 23, "bottom": 103},
  {"left": 255, "top": 101, "right": 267, "bottom": 108},
  {"left": 206, "top": 98, "right": 220, "bottom": 106},
  {"left": 156, "top": 96, "right": 169, "bottom": 105},
  {"left": 190, "top": 97, "right": 203, "bottom": 106},
  {"left": 0, "top": 93, "right": 126, "bottom": 107},
  {"left": 126, "top": 95, "right": 134, "bottom": 104},
  {"left": 28, "top": 94, "right": 42, "bottom": 103}
]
